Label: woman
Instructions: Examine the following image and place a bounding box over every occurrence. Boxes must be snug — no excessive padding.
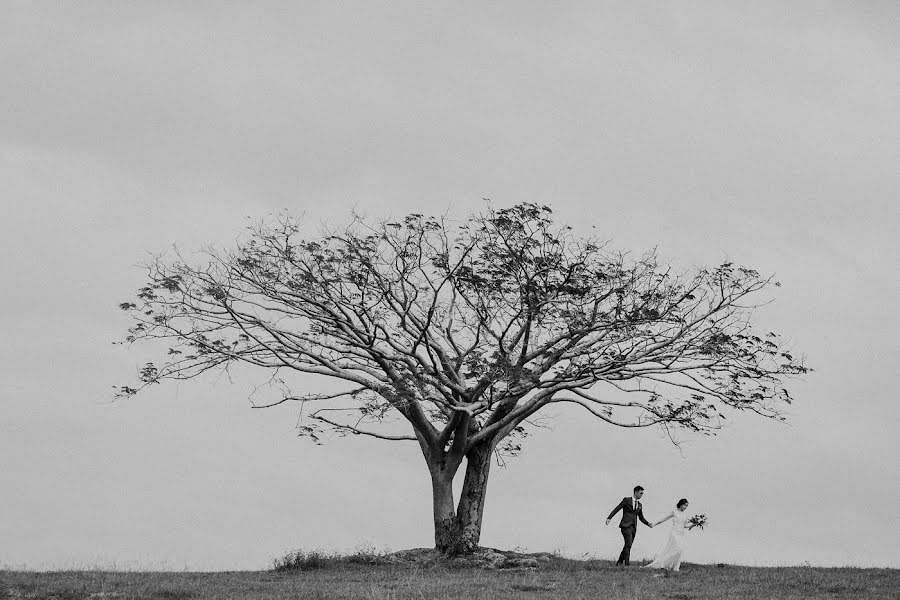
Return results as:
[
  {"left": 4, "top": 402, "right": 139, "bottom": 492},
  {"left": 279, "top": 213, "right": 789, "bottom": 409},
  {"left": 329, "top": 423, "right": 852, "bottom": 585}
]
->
[{"left": 644, "top": 498, "right": 697, "bottom": 572}]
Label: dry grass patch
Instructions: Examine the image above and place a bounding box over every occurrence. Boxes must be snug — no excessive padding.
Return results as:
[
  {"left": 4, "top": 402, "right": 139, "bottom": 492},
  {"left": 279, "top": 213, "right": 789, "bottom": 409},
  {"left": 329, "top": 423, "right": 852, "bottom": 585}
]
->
[{"left": 2, "top": 559, "right": 897, "bottom": 600}]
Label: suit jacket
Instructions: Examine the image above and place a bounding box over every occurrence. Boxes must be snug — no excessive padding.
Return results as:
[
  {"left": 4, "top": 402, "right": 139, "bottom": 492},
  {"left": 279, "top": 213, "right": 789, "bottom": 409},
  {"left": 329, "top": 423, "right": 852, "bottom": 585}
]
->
[{"left": 607, "top": 497, "right": 651, "bottom": 529}]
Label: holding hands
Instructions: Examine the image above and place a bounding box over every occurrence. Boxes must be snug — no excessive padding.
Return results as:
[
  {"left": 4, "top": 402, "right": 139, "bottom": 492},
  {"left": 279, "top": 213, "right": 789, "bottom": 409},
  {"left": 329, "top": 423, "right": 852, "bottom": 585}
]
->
[{"left": 609, "top": 493, "right": 706, "bottom": 573}]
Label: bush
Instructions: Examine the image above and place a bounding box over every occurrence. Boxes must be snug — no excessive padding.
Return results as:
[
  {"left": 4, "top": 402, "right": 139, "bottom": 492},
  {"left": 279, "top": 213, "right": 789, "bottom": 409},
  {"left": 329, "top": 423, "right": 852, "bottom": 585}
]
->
[
  {"left": 272, "top": 547, "right": 390, "bottom": 571},
  {"left": 273, "top": 549, "right": 334, "bottom": 571}
]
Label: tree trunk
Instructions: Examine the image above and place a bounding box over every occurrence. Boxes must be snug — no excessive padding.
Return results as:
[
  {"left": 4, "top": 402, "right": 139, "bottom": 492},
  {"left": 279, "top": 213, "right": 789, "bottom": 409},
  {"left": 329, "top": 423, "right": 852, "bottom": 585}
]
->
[
  {"left": 430, "top": 469, "right": 460, "bottom": 554},
  {"left": 428, "top": 442, "right": 495, "bottom": 555},
  {"left": 454, "top": 441, "right": 494, "bottom": 553}
]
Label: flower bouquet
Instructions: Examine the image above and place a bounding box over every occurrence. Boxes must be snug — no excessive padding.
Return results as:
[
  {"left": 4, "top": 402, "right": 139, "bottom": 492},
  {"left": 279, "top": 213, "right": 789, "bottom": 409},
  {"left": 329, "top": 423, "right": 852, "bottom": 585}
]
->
[{"left": 688, "top": 514, "right": 708, "bottom": 530}]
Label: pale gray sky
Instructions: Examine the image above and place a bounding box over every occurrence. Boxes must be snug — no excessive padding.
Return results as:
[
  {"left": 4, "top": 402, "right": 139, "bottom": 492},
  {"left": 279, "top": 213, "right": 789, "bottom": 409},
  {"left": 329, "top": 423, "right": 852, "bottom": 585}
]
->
[{"left": 1, "top": 2, "right": 898, "bottom": 570}]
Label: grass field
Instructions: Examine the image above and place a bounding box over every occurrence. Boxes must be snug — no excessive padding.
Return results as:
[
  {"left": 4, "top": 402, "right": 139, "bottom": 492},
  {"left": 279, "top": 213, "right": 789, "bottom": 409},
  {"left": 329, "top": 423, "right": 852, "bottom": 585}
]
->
[{"left": 2, "top": 559, "right": 897, "bottom": 599}]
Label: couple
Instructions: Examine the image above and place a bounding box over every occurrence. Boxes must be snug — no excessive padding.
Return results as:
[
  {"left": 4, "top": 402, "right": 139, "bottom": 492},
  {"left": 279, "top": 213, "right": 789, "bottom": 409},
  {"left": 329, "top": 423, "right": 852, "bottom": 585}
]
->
[{"left": 605, "top": 485, "right": 698, "bottom": 572}]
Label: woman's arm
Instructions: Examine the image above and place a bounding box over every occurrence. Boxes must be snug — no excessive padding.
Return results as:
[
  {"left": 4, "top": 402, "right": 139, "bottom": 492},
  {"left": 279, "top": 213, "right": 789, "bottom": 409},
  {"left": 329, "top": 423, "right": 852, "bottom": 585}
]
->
[{"left": 653, "top": 512, "right": 674, "bottom": 527}]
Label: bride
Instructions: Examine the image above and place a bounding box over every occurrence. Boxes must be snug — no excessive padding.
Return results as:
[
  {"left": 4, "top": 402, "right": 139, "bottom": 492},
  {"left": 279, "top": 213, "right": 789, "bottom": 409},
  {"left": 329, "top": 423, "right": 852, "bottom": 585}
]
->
[{"left": 644, "top": 498, "right": 697, "bottom": 572}]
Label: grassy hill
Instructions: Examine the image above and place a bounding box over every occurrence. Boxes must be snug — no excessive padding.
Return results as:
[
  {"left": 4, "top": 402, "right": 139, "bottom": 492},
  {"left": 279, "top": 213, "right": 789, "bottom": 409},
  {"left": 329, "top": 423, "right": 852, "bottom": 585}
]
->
[{"left": 3, "top": 558, "right": 897, "bottom": 599}]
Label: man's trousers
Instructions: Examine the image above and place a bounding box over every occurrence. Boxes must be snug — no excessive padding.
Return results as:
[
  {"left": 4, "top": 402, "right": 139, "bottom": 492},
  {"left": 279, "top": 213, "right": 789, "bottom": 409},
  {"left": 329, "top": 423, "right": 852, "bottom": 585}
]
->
[{"left": 616, "top": 525, "right": 636, "bottom": 566}]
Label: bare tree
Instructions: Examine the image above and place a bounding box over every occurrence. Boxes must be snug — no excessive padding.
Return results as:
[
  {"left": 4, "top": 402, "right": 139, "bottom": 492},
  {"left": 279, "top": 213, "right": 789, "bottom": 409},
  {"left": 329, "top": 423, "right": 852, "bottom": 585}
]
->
[{"left": 117, "top": 203, "right": 809, "bottom": 554}]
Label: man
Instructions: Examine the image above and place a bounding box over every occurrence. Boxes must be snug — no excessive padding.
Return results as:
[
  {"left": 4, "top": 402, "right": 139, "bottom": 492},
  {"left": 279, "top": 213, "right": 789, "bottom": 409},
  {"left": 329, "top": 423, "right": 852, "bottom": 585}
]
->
[{"left": 606, "top": 485, "right": 652, "bottom": 566}]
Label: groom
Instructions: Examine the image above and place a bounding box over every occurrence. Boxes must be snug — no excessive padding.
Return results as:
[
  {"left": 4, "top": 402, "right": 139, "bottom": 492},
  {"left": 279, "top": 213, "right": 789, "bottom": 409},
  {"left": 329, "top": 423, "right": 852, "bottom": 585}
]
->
[{"left": 606, "top": 485, "right": 652, "bottom": 566}]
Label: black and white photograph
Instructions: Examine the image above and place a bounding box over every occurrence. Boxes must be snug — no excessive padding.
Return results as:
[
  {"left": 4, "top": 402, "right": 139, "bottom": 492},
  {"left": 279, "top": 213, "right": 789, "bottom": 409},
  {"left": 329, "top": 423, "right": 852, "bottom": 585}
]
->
[{"left": 1, "top": 2, "right": 897, "bottom": 598}]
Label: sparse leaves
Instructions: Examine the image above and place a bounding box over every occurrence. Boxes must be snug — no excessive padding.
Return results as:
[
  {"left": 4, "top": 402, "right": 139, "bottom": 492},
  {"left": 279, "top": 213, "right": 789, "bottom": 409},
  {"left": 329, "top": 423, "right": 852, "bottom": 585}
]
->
[{"left": 116, "top": 203, "right": 809, "bottom": 457}]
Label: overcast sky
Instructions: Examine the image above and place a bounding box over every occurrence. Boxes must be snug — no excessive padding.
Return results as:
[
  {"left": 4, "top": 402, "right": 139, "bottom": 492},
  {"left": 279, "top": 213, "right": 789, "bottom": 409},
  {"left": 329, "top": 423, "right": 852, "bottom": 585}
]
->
[{"left": 1, "top": 2, "right": 897, "bottom": 570}]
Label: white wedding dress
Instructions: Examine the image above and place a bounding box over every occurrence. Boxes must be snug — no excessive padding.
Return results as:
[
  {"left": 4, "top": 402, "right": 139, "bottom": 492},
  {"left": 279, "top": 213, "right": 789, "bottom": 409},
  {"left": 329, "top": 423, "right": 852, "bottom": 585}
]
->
[{"left": 644, "top": 510, "right": 689, "bottom": 571}]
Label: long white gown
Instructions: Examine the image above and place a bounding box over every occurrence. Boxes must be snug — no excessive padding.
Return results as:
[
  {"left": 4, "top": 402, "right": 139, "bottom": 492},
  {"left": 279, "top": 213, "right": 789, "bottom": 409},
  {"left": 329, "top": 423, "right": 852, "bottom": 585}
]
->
[{"left": 644, "top": 510, "right": 689, "bottom": 571}]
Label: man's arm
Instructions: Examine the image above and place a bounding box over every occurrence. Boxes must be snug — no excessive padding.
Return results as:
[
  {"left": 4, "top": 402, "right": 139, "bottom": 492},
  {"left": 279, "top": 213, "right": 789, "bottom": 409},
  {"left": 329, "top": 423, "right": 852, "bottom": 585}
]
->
[
  {"left": 652, "top": 512, "right": 674, "bottom": 527},
  {"left": 638, "top": 506, "right": 651, "bottom": 527},
  {"left": 606, "top": 498, "right": 625, "bottom": 523}
]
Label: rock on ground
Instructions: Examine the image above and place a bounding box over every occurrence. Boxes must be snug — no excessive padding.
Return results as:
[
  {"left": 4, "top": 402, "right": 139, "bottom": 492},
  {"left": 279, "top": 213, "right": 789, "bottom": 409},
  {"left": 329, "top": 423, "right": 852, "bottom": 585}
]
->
[{"left": 386, "top": 548, "right": 557, "bottom": 569}]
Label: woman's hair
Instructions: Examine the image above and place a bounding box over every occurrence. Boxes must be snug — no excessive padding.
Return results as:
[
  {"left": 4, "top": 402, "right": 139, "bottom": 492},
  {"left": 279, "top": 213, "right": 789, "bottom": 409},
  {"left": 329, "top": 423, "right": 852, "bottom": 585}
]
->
[{"left": 676, "top": 498, "right": 689, "bottom": 509}]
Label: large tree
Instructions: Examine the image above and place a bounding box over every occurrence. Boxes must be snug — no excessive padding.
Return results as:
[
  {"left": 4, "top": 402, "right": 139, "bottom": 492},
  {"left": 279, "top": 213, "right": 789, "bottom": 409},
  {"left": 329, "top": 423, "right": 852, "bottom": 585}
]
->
[{"left": 118, "top": 203, "right": 808, "bottom": 554}]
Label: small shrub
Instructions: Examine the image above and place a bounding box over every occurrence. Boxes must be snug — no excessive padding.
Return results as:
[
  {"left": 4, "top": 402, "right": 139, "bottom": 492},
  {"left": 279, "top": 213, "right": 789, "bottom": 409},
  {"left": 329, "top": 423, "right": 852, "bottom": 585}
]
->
[
  {"left": 273, "top": 549, "right": 335, "bottom": 571},
  {"left": 345, "top": 549, "right": 388, "bottom": 565},
  {"left": 272, "top": 547, "right": 391, "bottom": 571}
]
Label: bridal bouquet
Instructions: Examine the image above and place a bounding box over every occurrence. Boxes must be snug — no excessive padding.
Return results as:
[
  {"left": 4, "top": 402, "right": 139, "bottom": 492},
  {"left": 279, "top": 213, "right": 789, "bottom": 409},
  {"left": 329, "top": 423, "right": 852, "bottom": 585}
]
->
[{"left": 688, "top": 514, "right": 708, "bottom": 530}]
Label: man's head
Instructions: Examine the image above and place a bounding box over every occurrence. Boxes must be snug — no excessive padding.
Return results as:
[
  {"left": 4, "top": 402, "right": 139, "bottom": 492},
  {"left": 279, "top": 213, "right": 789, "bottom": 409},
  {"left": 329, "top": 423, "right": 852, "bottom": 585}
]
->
[{"left": 633, "top": 485, "right": 644, "bottom": 499}]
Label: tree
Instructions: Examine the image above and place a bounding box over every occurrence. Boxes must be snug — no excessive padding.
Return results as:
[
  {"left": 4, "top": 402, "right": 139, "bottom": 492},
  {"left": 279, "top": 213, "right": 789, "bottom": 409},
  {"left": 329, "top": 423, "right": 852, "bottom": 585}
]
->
[{"left": 117, "top": 203, "right": 809, "bottom": 555}]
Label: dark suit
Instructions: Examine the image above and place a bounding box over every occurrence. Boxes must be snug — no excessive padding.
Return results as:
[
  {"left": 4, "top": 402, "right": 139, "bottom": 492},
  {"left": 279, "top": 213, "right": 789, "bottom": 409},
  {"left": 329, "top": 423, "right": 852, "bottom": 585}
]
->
[{"left": 607, "top": 497, "right": 651, "bottom": 565}]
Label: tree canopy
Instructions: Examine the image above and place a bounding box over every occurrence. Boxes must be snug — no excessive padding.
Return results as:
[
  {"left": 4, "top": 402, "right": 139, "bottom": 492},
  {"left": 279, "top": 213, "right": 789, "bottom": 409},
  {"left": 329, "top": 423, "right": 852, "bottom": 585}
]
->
[{"left": 118, "top": 203, "right": 809, "bottom": 552}]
